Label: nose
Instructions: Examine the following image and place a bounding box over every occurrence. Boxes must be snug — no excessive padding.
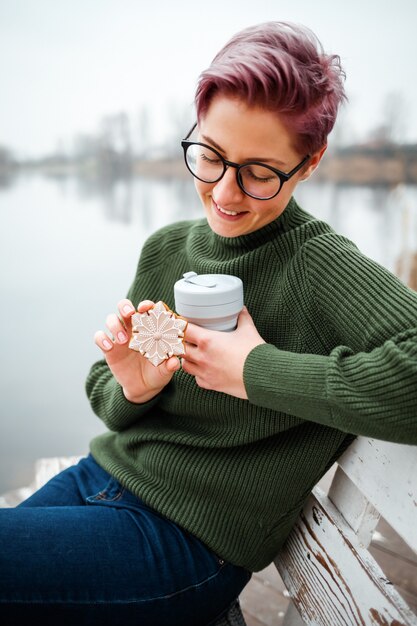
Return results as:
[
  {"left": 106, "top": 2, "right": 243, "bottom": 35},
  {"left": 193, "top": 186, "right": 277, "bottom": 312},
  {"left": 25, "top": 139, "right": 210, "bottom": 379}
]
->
[{"left": 212, "top": 166, "right": 244, "bottom": 206}]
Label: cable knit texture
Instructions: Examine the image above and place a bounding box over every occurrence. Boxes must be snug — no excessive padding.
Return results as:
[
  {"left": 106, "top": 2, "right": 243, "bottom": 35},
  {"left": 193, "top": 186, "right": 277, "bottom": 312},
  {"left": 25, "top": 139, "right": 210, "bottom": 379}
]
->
[{"left": 86, "top": 198, "right": 417, "bottom": 572}]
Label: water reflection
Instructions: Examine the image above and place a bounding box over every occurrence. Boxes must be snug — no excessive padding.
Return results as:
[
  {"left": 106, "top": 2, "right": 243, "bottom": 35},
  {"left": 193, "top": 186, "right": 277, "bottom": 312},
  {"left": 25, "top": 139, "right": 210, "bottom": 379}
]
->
[{"left": 0, "top": 174, "right": 416, "bottom": 494}]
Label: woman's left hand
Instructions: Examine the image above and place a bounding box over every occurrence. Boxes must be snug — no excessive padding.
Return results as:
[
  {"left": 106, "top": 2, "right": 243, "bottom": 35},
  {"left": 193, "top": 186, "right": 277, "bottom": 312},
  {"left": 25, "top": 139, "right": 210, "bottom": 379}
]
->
[{"left": 181, "top": 307, "right": 266, "bottom": 399}]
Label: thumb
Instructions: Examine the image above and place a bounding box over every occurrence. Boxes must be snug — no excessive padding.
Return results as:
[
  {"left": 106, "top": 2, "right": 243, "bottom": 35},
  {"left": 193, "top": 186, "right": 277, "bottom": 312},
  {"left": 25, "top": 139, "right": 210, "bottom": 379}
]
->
[
  {"left": 236, "top": 306, "right": 254, "bottom": 328},
  {"left": 159, "top": 356, "right": 181, "bottom": 377}
]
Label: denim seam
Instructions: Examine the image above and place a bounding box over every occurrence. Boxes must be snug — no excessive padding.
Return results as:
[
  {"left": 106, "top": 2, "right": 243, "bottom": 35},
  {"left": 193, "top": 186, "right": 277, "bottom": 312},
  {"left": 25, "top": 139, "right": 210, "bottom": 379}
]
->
[
  {"left": 0, "top": 563, "right": 228, "bottom": 605},
  {"left": 89, "top": 488, "right": 124, "bottom": 502}
]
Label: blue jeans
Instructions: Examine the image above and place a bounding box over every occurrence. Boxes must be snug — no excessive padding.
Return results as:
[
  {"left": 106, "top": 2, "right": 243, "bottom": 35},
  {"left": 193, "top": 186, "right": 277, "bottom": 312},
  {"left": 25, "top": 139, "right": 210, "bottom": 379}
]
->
[{"left": 0, "top": 454, "right": 251, "bottom": 625}]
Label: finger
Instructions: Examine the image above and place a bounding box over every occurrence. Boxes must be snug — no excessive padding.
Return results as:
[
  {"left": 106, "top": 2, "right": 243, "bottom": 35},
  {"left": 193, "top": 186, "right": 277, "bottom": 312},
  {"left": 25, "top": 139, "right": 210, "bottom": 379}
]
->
[
  {"left": 117, "top": 299, "right": 136, "bottom": 322},
  {"left": 163, "top": 356, "right": 181, "bottom": 374},
  {"left": 236, "top": 306, "right": 253, "bottom": 328},
  {"left": 150, "top": 356, "right": 181, "bottom": 382},
  {"left": 181, "top": 358, "right": 199, "bottom": 377},
  {"left": 137, "top": 300, "right": 155, "bottom": 313},
  {"left": 184, "top": 322, "right": 205, "bottom": 345},
  {"left": 94, "top": 330, "right": 113, "bottom": 352},
  {"left": 124, "top": 300, "right": 155, "bottom": 335},
  {"left": 182, "top": 342, "right": 198, "bottom": 363},
  {"left": 106, "top": 313, "right": 129, "bottom": 345}
]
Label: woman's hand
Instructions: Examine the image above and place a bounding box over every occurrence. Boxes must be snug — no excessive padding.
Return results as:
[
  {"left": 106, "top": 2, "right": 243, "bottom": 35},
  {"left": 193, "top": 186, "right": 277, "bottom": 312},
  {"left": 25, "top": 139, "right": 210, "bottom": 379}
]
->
[
  {"left": 182, "top": 307, "right": 266, "bottom": 399},
  {"left": 94, "top": 299, "right": 180, "bottom": 404}
]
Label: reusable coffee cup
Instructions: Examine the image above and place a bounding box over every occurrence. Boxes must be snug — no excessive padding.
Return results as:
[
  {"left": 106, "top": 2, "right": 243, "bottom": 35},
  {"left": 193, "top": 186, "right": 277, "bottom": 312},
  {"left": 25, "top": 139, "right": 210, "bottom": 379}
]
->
[{"left": 174, "top": 272, "right": 244, "bottom": 332}]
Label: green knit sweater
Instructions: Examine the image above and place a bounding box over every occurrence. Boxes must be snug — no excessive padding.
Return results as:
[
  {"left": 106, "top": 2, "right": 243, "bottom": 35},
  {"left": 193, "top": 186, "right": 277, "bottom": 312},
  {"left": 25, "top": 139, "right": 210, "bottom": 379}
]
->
[{"left": 86, "top": 198, "right": 417, "bottom": 572}]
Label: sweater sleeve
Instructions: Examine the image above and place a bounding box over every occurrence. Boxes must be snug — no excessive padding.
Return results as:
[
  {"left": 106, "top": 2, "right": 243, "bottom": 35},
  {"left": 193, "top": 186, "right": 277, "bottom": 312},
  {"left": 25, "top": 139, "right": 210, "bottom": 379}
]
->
[
  {"left": 244, "top": 328, "right": 417, "bottom": 444},
  {"left": 301, "top": 234, "right": 417, "bottom": 352},
  {"left": 85, "top": 261, "right": 162, "bottom": 431},
  {"left": 245, "top": 233, "right": 417, "bottom": 444},
  {"left": 85, "top": 360, "right": 160, "bottom": 432},
  {"left": 84, "top": 224, "right": 186, "bottom": 432},
  {"left": 85, "top": 220, "right": 197, "bottom": 431}
]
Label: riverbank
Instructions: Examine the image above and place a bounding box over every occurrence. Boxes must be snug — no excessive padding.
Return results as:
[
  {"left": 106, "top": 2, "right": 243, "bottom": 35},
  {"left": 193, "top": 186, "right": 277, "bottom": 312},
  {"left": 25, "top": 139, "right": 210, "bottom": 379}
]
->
[
  {"left": 316, "top": 144, "right": 417, "bottom": 185},
  {"left": 3, "top": 143, "right": 417, "bottom": 187}
]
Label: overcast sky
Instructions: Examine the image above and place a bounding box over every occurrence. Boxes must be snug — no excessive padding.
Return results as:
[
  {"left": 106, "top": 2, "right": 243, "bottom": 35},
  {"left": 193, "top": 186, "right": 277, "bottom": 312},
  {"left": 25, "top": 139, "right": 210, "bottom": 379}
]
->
[{"left": 1, "top": 0, "right": 416, "bottom": 158}]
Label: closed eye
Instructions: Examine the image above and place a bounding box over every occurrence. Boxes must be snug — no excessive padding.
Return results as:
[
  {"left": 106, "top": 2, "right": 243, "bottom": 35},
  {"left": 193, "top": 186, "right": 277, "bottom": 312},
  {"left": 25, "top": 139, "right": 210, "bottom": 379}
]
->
[
  {"left": 200, "top": 152, "right": 222, "bottom": 164},
  {"left": 244, "top": 167, "right": 277, "bottom": 183}
]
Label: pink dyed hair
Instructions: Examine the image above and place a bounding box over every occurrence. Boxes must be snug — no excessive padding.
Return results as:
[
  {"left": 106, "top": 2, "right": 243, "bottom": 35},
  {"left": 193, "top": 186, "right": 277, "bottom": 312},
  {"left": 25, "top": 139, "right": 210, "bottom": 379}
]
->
[{"left": 195, "top": 22, "right": 347, "bottom": 155}]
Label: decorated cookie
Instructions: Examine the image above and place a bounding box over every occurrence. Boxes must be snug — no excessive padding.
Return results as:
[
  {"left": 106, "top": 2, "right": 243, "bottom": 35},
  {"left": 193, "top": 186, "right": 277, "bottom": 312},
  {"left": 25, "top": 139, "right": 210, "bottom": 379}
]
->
[{"left": 129, "top": 301, "right": 187, "bottom": 367}]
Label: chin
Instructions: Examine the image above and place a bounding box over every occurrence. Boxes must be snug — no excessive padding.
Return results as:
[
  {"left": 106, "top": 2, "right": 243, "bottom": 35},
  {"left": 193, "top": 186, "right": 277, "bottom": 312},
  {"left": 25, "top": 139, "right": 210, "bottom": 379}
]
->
[
  {"left": 210, "top": 220, "right": 251, "bottom": 238},
  {"left": 206, "top": 214, "right": 236, "bottom": 237},
  {"left": 205, "top": 206, "right": 250, "bottom": 237}
]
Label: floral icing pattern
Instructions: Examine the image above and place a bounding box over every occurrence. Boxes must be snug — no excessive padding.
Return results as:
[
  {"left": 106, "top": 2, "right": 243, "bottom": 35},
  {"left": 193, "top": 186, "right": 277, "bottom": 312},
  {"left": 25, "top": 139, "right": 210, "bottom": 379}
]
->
[{"left": 129, "top": 301, "right": 188, "bottom": 367}]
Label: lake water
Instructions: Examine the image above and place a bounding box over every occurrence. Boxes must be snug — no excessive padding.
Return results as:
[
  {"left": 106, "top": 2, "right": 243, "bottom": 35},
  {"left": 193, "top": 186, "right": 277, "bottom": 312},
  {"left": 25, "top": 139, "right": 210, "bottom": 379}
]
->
[{"left": 1, "top": 173, "right": 417, "bottom": 494}]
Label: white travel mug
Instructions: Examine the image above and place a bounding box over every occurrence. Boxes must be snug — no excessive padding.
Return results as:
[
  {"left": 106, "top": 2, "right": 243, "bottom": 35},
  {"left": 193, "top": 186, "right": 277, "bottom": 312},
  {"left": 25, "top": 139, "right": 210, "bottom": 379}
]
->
[{"left": 174, "top": 272, "right": 244, "bottom": 331}]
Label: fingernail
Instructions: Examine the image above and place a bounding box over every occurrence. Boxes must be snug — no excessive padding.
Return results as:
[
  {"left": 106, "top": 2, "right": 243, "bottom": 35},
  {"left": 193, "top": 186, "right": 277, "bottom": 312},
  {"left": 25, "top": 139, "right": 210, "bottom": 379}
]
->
[
  {"left": 123, "top": 304, "right": 134, "bottom": 314},
  {"left": 117, "top": 332, "right": 127, "bottom": 343},
  {"left": 103, "top": 339, "right": 112, "bottom": 350}
]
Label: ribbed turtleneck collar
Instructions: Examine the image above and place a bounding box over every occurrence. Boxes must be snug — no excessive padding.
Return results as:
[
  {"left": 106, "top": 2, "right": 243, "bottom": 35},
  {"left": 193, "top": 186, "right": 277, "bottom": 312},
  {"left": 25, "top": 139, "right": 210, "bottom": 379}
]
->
[{"left": 200, "top": 197, "right": 310, "bottom": 257}]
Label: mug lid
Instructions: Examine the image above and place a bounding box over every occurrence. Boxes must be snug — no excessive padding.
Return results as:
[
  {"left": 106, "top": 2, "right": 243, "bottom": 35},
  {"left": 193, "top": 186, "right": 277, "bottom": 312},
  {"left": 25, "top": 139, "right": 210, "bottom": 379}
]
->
[{"left": 174, "top": 272, "right": 243, "bottom": 307}]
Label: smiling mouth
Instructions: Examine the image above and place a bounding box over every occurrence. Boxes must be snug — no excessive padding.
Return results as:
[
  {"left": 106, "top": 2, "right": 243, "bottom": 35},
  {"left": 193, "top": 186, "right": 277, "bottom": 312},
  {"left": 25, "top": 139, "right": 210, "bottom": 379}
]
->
[
  {"left": 219, "top": 206, "right": 238, "bottom": 216},
  {"left": 213, "top": 199, "right": 247, "bottom": 218}
]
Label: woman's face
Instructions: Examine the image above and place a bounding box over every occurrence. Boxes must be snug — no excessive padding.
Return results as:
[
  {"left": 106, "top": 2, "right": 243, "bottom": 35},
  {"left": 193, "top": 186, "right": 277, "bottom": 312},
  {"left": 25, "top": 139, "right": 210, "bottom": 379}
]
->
[{"left": 194, "top": 95, "right": 323, "bottom": 238}]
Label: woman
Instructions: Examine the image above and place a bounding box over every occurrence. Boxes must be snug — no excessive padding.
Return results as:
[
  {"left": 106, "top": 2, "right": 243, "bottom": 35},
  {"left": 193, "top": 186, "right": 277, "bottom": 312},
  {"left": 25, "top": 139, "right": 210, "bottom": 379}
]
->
[{"left": 1, "top": 21, "right": 417, "bottom": 625}]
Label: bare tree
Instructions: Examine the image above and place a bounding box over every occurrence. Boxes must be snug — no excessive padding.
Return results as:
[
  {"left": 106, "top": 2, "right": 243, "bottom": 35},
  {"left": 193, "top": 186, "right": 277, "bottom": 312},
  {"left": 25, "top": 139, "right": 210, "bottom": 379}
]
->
[
  {"left": 369, "top": 91, "right": 408, "bottom": 144},
  {"left": 165, "top": 101, "right": 195, "bottom": 157},
  {"left": 136, "top": 105, "right": 152, "bottom": 158}
]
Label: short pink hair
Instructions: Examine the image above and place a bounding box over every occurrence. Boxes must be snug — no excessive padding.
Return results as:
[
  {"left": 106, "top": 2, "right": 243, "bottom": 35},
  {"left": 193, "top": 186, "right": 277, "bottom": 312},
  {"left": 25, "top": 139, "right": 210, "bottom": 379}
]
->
[{"left": 195, "top": 22, "right": 346, "bottom": 155}]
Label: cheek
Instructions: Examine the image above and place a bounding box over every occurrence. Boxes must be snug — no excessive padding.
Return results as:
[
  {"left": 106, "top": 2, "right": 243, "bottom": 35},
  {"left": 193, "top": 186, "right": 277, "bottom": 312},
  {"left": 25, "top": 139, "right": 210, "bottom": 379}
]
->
[
  {"left": 255, "top": 195, "right": 289, "bottom": 225},
  {"left": 263, "top": 198, "right": 284, "bottom": 215},
  {"left": 269, "top": 184, "right": 296, "bottom": 214},
  {"left": 194, "top": 179, "right": 213, "bottom": 202}
]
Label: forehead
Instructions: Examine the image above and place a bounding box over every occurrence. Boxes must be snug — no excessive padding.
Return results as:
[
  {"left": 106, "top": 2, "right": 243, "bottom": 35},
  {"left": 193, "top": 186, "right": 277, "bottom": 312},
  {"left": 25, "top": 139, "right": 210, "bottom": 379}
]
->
[{"left": 198, "top": 95, "right": 300, "bottom": 160}]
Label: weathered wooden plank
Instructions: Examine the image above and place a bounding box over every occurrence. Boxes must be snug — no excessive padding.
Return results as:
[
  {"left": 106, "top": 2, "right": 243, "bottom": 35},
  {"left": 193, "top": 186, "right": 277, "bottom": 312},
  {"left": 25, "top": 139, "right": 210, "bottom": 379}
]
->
[
  {"left": 328, "top": 467, "right": 381, "bottom": 548},
  {"left": 275, "top": 487, "right": 417, "bottom": 626},
  {"left": 336, "top": 438, "right": 417, "bottom": 553},
  {"left": 371, "top": 518, "right": 417, "bottom": 566}
]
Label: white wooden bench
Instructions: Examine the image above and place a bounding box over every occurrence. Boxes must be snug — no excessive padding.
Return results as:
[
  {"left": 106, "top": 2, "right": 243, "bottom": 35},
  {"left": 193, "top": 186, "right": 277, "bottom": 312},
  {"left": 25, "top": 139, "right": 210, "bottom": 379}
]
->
[{"left": 274, "top": 436, "right": 417, "bottom": 626}]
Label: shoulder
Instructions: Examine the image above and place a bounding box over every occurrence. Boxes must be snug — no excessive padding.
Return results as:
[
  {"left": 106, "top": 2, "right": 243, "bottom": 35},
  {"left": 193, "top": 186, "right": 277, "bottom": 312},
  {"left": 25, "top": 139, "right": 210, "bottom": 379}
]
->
[
  {"left": 274, "top": 199, "right": 347, "bottom": 260},
  {"left": 297, "top": 228, "right": 416, "bottom": 307},
  {"left": 301, "top": 230, "right": 361, "bottom": 266},
  {"left": 302, "top": 230, "right": 417, "bottom": 344},
  {"left": 138, "top": 219, "right": 206, "bottom": 272},
  {"left": 143, "top": 219, "right": 198, "bottom": 249},
  {"left": 279, "top": 202, "right": 360, "bottom": 276},
  {"left": 300, "top": 230, "right": 394, "bottom": 284}
]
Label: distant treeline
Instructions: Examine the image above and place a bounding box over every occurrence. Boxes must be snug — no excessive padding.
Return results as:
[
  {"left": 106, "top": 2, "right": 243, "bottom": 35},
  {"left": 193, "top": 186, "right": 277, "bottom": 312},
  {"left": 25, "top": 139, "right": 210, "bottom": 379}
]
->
[
  {"left": 317, "top": 143, "right": 417, "bottom": 184},
  {"left": 2, "top": 142, "right": 417, "bottom": 186}
]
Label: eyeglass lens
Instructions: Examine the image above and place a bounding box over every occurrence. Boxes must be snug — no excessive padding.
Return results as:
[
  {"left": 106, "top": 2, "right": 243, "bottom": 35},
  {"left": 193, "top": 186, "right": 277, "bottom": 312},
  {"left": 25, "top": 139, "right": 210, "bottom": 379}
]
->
[{"left": 185, "top": 144, "right": 281, "bottom": 199}]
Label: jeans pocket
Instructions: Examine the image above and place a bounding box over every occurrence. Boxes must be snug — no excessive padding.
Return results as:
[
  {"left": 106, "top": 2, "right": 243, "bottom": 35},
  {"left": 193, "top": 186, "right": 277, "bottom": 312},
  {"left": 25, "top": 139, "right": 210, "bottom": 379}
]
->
[{"left": 86, "top": 477, "right": 124, "bottom": 504}]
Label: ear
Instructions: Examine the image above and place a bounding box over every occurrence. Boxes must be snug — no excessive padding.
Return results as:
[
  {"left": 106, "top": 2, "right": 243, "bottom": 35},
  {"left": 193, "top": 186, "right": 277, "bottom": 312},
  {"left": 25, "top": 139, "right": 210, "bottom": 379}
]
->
[{"left": 299, "top": 144, "right": 327, "bottom": 181}]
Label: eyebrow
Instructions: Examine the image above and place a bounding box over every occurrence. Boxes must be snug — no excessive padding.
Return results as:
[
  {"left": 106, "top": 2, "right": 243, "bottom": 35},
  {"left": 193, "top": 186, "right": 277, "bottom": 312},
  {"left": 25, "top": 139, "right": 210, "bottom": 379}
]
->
[{"left": 200, "top": 133, "right": 288, "bottom": 168}]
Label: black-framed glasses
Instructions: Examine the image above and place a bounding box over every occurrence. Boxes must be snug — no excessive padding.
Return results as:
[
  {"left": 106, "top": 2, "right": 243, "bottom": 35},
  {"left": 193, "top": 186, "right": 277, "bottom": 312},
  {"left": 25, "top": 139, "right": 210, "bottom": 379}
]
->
[{"left": 181, "top": 123, "right": 310, "bottom": 200}]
